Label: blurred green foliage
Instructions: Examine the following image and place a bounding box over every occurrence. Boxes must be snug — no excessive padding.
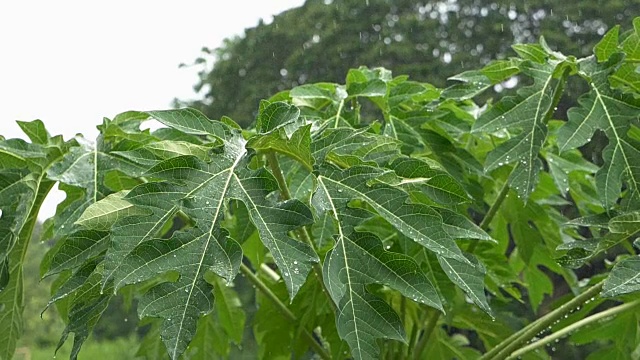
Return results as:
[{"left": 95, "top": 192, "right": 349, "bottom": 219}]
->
[{"left": 180, "top": 0, "right": 639, "bottom": 127}]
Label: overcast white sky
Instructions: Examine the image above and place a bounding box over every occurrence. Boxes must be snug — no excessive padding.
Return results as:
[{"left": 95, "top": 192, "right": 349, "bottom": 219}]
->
[{"left": 0, "top": 0, "right": 304, "bottom": 218}]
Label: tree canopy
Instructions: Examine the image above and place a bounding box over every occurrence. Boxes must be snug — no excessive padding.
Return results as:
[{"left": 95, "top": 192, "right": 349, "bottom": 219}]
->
[{"left": 180, "top": 0, "right": 639, "bottom": 127}]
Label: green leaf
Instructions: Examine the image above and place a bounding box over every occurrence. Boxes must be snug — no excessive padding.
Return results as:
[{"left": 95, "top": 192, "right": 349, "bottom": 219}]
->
[
  {"left": 594, "top": 25, "right": 620, "bottom": 62},
  {"left": 442, "top": 70, "right": 492, "bottom": 100},
  {"left": 608, "top": 211, "right": 640, "bottom": 233},
  {"left": 312, "top": 126, "right": 400, "bottom": 167},
  {"left": 480, "top": 59, "right": 521, "bottom": 83},
  {"left": 17, "top": 120, "right": 50, "bottom": 145},
  {"left": 256, "top": 101, "right": 300, "bottom": 133},
  {"left": 52, "top": 261, "right": 114, "bottom": 360},
  {"left": 322, "top": 231, "right": 442, "bottom": 360},
  {"left": 601, "top": 256, "right": 640, "bottom": 297},
  {"left": 45, "top": 138, "right": 148, "bottom": 241},
  {"left": 385, "top": 157, "right": 470, "bottom": 206},
  {"left": 104, "top": 116, "right": 315, "bottom": 359},
  {"left": 315, "top": 165, "right": 466, "bottom": 262},
  {"left": 46, "top": 230, "right": 109, "bottom": 276},
  {"left": 557, "top": 55, "right": 640, "bottom": 209},
  {"left": 435, "top": 208, "right": 494, "bottom": 242},
  {"left": 473, "top": 60, "right": 566, "bottom": 200},
  {"left": 211, "top": 277, "right": 245, "bottom": 345},
  {"left": 609, "top": 21, "right": 640, "bottom": 94},
  {"left": 135, "top": 319, "right": 170, "bottom": 360},
  {"left": 346, "top": 67, "right": 389, "bottom": 98},
  {"left": 146, "top": 108, "right": 231, "bottom": 138},
  {"left": 247, "top": 125, "right": 314, "bottom": 171},
  {"left": 423, "top": 329, "right": 482, "bottom": 360},
  {"left": 438, "top": 255, "right": 492, "bottom": 315},
  {"left": 75, "top": 190, "right": 151, "bottom": 231},
  {"left": 511, "top": 43, "right": 548, "bottom": 63}
]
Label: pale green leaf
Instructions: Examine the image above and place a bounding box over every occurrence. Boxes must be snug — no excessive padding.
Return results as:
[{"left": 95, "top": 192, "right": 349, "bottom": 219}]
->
[
  {"left": 75, "top": 191, "right": 150, "bottom": 231},
  {"left": 473, "top": 60, "right": 564, "bottom": 200},
  {"left": 602, "top": 257, "right": 640, "bottom": 297},
  {"left": 146, "top": 108, "right": 231, "bottom": 138},
  {"left": 438, "top": 255, "right": 492, "bottom": 315},
  {"left": 594, "top": 25, "right": 620, "bottom": 62},
  {"left": 557, "top": 55, "right": 640, "bottom": 209}
]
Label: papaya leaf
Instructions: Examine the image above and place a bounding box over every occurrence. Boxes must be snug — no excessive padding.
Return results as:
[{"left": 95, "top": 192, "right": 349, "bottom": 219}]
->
[
  {"left": 601, "top": 256, "right": 640, "bottom": 297},
  {"left": 557, "top": 54, "right": 640, "bottom": 209},
  {"left": 321, "top": 231, "right": 442, "bottom": 360},
  {"left": 99, "top": 110, "right": 316, "bottom": 359},
  {"left": 472, "top": 59, "right": 567, "bottom": 201}
]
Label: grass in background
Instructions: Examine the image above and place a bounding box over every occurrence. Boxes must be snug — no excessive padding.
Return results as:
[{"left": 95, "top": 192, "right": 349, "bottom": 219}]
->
[{"left": 18, "top": 336, "right": 140, "bottom": 360}]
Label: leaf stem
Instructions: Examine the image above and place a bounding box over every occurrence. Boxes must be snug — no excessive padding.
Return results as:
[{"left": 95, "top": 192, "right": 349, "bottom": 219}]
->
[
  {"left": 333, "top": 99, "right": 345, "bottom": 128},
  {"left": 505, "top": 298, "right": 640, "bottom": 359},
  {"left": 482, "top": 281, "right": 604, "bottom": 360},
  {"left": 413, "top": 170, "right": 512, "bottom": 359},
  {"left": 412, "top": 309, "right": 440, "bottom": 360},
  {"left": 467, "top": 175, "right": 511, "bottom": 253},
  {"left": 265, "top": 151, "right": 337, "bottom": 314},
  {"left": 239, "top": 263, "right": 330, "bottom": 360}
]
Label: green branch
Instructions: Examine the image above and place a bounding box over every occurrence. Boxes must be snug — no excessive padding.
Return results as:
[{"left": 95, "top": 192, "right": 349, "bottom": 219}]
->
[
  {"left": 482, "top": 281, "right": 604, "bottom": 360},
  {"left": 265, "top": 151, "right": 337, "bottom": 314},
  {"left": 412, "top": 309, "right": 441, "bottom": 360},
  {"left": 412, "top": 170, "right": 511, "bottom": 359},
  {"left": 240, "top": 263, "right": 330, "bottom": 360},
  {"left": 333, "top": 99, "right": 345, "bottom": 128},
  {"left": 506, "top": 298, "right": 640, "bottom": 359}
]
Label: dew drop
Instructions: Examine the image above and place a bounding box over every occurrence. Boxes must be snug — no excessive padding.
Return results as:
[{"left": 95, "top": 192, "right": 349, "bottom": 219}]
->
[
  {"left": 337, "top": 189, "right": 343, "bottom": 193},
  {"left": 205, "top": 201, "right": 210, "bottom": 205},
  {"left": 293, "top": 260, "right": 298, "bottom": 265}
]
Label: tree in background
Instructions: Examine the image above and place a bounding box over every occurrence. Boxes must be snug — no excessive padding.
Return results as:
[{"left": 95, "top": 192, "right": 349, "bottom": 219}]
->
[{"left": 179, "top": 0, "right": 638, "bottom": 128}]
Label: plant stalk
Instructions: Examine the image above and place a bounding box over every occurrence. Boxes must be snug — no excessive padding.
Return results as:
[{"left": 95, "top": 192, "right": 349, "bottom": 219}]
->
[
  {"left": 333, "top": 99, "right": 345, "bottom": 128},
  {"left": 413, "top": 171, "right": 511, "bottom": 359},
  {"left": 467, "top": 174, "right": 511, "bottom": 253},
  {"left": 240, "top": 263, "right": 330, "bottom": 360},
  {"left": 412, "top": 309, "right": 440, "bottom": 360},
  {"left": 482, "top": 281, "right": 604, "bottom": 360},
  {"left": 265, "top": 150, "right": 337, "bottom": 314},
  {"left": 506, "top": 298, "right": 640, "bottom": 359}
]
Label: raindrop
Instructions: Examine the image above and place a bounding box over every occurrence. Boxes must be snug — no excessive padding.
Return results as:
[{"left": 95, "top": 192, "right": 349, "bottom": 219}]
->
[
  {"left": 205, "top": 201, "right": 210, "bottom": 205},
  {"left": 337, "top": 189, "right": 343, "bottom": 193},
  {"left": 61, "top": 225, "right": 65, "bottom": 229},
  {"left": 293, "top": 260, "right": 298, "bottom": 265}
]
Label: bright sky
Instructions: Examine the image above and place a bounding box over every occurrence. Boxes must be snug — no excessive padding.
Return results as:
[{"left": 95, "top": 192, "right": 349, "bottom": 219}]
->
[{"left": 0, "top": 0, "right": 304, "bottom": 219}]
